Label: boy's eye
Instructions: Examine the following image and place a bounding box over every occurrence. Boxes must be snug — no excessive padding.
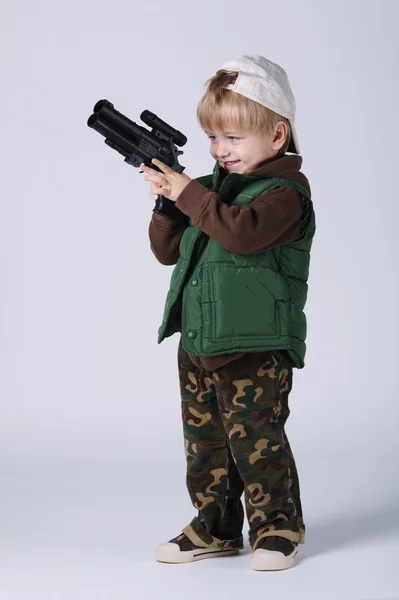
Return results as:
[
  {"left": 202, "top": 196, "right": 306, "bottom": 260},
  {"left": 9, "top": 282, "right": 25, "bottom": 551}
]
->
[{"left": 207, "top": 135, "right": 239, "bottom": 141}]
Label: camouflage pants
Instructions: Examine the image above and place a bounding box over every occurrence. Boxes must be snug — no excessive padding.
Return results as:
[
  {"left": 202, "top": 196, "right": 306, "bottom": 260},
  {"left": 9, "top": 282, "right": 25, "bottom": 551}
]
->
[{"left": 178, "top": 339, "right": 305, "bottom": 551}]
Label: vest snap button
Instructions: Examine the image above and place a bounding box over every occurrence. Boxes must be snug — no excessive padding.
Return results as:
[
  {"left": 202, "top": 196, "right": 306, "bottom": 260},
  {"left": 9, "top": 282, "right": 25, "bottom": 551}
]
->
[
  {"left": 187, "top": 330, "right": 197, "bottom": 339},
  {"left": 191, "top": 279, "right": 198, "bottom": 286}
]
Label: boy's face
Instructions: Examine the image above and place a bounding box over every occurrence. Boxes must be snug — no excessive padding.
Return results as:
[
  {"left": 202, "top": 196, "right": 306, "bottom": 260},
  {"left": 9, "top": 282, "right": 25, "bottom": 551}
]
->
[{"left": 205, "top": 124, "right": 285, "bottom": 174}]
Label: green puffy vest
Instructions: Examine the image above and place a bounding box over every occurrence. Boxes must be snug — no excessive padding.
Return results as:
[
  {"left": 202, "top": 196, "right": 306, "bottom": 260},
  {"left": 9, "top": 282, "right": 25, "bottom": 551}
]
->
[{"left": 157, "top": 161, "right": 316, "bottom": 369}]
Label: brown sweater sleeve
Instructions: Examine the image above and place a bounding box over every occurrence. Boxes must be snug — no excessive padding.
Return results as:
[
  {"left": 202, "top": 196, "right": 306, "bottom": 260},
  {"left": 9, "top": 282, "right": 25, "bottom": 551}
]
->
[
  {"left": 148, "top": 213, "right": 188, "bottom": 265},
  {"left": 174, "top": 179, "right": 303, "bottom": 254}
]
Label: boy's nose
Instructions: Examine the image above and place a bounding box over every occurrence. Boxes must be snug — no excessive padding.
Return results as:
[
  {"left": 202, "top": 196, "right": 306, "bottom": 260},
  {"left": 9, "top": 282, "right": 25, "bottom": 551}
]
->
[
  {"left": 216, "top": 147, "right": 232, "bottom": 159},
  {"left": 214, "top": 141, "right": 232, "bottom": 159}
]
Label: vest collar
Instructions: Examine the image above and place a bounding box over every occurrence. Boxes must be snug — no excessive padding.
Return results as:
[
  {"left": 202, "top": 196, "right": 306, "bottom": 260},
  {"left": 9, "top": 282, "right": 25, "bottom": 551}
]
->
[{"left": 211, "top": 160, "right": 267, "bottom": 200}]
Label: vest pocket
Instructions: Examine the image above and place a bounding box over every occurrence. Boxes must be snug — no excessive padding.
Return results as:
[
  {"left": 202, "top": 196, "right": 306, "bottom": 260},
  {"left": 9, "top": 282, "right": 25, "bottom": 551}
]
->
[{"left": 204, "top": 264, "right": 283, "bottom": 341}]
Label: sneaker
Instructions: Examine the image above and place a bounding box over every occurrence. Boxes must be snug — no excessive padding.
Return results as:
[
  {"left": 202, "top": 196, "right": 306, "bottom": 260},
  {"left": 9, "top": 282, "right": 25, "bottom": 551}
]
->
[
  {"left": 251, "top": 536, "right": 299, "bottom": 571},
  {"left": 155, "top": 532, "right": 242, "bottom": 564}
]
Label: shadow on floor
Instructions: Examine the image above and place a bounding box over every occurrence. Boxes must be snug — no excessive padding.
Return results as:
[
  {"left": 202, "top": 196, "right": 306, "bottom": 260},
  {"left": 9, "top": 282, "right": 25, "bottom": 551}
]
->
[{"left": 301, "top": 503, "right": 399, "bottom": 559}]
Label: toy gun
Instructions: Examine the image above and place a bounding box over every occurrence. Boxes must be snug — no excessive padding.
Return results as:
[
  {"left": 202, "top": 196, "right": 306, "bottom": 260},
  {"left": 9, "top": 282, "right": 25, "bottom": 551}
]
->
[{"left": 87, "top": 99, "right": 189, "bottom": 221}]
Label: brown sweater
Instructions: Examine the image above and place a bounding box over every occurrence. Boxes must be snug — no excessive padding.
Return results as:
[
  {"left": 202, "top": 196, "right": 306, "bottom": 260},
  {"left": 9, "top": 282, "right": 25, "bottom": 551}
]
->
[{"left": 148, "top": 153, "right": 311, "bottom": 371}]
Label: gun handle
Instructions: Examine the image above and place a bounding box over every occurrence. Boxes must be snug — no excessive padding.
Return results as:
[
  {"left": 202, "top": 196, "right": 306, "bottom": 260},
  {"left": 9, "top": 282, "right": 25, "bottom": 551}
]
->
[{"left": 152, "top": 195, "right": 189, "bottom": 224}]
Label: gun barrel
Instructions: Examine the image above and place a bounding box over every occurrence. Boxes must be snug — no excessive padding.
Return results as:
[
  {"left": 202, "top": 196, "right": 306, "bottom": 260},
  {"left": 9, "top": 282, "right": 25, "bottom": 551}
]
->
[
  {"left": 89, "top": 99, "right": 144, "bottom": 145},
  {"left": 87, "top": 113, "right": 136, "bottom": 156},
  {"left": 87, "top": 99, "right": 186, "bottom": 172}
]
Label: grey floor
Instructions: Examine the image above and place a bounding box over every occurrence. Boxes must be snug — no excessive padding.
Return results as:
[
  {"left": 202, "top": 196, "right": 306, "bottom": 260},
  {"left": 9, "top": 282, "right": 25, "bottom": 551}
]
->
[{"left": 1, "top": 465, "right": 398, "bottom": 600}]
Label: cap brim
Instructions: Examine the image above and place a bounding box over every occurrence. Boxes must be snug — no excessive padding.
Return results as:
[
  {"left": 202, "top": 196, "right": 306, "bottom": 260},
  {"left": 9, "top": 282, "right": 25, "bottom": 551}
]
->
[{"left": 288, "top": 121, "right": 300, "bottom": 154}]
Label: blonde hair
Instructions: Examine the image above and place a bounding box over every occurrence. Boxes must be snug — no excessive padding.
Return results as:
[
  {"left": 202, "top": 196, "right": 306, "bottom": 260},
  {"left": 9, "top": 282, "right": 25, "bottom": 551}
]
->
[{"left": 197, "top": 69, "right": 292, "bottom": 155}]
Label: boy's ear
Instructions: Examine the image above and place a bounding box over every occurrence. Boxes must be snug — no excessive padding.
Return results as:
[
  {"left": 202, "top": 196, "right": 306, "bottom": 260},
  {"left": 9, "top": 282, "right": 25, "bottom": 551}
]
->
[{"left": 272, "top": 122, "right": 288, "bottom": 150}]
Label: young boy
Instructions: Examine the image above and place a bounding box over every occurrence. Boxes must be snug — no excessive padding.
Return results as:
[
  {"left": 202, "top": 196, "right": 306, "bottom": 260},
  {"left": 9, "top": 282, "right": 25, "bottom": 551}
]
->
[{"left": 141, "top": 55, "right": 315, "bottom": 571}]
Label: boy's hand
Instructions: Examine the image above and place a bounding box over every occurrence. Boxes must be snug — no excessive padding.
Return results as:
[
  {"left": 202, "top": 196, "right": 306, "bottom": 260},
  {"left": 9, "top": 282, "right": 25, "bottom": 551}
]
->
[{"left": 141, "top": 158, "right": 191, "bottom": 202}]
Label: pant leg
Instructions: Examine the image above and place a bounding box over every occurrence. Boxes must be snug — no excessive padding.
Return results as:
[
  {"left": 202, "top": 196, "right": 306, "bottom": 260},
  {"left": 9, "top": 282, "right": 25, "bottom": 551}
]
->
[
  {"left": 177, "top": 339, "right": 244, "bottom": 544},
  {"left": 212, "top": 349, "right": 305, "bottom": 549}
]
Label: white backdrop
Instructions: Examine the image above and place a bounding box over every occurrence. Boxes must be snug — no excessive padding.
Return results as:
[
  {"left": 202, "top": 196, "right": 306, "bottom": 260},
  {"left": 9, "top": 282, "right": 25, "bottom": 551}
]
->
[{"left": 1, "top": 1, "right": 398, "bottom": 598}]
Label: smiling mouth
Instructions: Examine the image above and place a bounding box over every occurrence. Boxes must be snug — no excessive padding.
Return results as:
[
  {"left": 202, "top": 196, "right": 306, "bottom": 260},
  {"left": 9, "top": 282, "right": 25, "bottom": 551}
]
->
[{"left": 224, "top": 160, "right": 240, "bottom": 166}]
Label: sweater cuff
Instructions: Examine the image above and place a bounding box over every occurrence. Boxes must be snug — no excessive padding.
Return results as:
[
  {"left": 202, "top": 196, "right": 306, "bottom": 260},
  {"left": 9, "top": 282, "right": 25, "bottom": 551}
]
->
[{"left": 175, "top": 180, "right": 212, "bottom": 223}]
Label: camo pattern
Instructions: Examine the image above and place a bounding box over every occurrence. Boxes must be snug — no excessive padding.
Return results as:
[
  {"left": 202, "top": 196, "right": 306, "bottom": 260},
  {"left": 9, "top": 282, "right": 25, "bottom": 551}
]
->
[
  {"left": 178, "top": 339, "right": 305, "bottom": 549},
  {"left": 182, "top": 517, "right": 244, "bottom": 550}
]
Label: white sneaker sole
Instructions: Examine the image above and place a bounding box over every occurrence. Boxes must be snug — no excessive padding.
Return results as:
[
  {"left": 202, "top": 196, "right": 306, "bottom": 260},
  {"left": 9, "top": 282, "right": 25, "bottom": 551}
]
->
[
  {"left": 155, "top": 542, "right": 241, "bottom": 564},
  {"left": 251, "top": 547, "right": 298, "bottom": 571}
]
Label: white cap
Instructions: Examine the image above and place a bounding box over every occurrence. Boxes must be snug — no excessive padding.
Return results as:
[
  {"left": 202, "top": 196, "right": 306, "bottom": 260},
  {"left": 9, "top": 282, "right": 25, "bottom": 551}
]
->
[{"left": 220, "top": 55, "right": 299, "bottom": 154}]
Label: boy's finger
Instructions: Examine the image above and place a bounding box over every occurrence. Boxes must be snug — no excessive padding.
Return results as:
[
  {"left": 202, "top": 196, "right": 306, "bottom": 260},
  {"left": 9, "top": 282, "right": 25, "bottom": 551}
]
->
[
  {"left": 151, "top": 158, "right": 172, "bottom": 174},
  {"left": 147, "top": 176, "right": 167, "bottom": 189},
  {"left": 141, "top": 164, "right": 160, "bottom": 176}
]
